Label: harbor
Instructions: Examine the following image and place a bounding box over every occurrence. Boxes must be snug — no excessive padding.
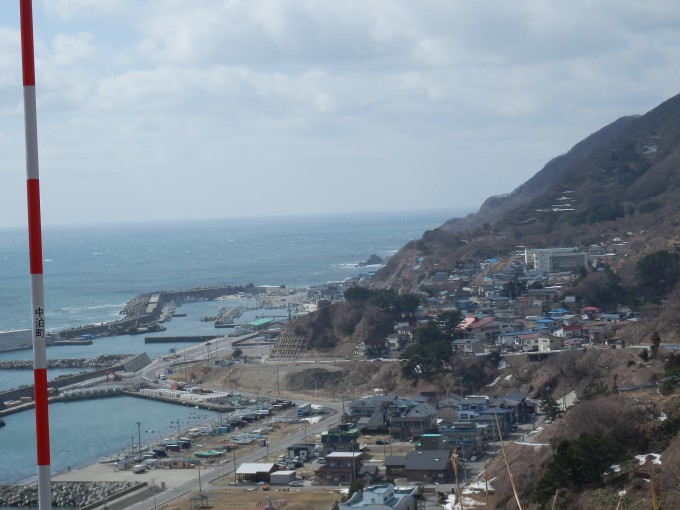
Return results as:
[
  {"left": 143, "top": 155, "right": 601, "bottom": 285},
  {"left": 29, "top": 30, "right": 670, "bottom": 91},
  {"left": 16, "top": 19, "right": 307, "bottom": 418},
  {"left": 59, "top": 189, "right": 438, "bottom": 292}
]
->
[{"left": 0, "top": 287, "right": 316, "bottom": 485}]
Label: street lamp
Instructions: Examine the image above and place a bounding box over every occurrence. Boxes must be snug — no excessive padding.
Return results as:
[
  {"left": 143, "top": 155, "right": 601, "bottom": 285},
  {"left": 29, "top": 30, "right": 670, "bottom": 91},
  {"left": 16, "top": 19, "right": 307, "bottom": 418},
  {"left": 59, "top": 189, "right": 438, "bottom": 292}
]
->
[{"left": 137, "top": 421, "right": 142, "bottom": 462}]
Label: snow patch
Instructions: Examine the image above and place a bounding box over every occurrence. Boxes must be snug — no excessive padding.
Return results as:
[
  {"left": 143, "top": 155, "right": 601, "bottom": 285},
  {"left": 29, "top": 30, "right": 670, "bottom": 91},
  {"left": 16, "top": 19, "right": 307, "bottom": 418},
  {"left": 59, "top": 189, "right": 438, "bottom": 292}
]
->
[
  {"left": 445, "top": 494, "right": 485, "bottom": 509},
  {"left": 465, "top": 479, "right": 493, "bottom": 492},
  {"left": 504, "top": 374, "right": 513, "bottom": 381},
  {"left": 636, "top": 453, "right": 661, "bottom": 465},
  {"left": 486, "top": 376, "right": 500, "bottom": 387},
  {"left": 515, "top": 441, "right": 549, "bottom": 447}
]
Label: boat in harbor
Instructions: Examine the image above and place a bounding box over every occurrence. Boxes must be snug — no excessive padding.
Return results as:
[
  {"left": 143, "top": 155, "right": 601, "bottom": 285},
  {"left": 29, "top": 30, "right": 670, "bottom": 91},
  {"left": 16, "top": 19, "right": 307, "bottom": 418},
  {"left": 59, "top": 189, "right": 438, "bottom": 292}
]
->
[
  {"left": 99, "top": 453, "right": 127, "bottom": 464},
  {"left": 194, "top": 450, "right": 223, "bottom": 458},
  {"left": 0, "top": 418, "right": 5, "bottom": 428}
]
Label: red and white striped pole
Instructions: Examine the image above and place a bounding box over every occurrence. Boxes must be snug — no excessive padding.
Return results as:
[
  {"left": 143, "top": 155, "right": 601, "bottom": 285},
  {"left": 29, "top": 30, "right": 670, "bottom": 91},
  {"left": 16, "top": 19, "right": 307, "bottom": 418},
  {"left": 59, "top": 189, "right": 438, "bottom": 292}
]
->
[{"left": 19, "top": 1, "right": 52, "bottom": 508}]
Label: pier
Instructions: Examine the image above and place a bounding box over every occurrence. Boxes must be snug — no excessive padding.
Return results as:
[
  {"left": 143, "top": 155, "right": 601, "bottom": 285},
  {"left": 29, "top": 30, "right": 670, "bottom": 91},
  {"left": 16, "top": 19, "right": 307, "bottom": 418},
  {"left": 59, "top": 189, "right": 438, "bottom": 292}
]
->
[
  {"left": 143, "top": 335, "right": 221, "bottom": 344},
  {"left": 214, "top": 307, "right": 245, "bottom": 327}
]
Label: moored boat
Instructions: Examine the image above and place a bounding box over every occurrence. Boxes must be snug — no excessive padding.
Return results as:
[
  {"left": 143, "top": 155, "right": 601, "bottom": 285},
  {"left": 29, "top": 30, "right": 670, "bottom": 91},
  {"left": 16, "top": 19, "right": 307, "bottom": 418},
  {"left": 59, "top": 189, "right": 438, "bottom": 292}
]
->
[{"left": 194, "top": 450, "right": 223, "bottom": 458}]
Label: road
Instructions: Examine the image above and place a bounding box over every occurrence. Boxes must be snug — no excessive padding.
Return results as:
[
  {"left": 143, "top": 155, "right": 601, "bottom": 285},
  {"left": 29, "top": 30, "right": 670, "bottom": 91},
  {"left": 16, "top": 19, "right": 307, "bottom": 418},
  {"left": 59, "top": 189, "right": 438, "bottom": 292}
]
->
[
  {"left": 122, "top": 405, "right": 343, "bottom": 510},
  {"left": 114, "top": 336, "right": 345, "bottom": 509}
]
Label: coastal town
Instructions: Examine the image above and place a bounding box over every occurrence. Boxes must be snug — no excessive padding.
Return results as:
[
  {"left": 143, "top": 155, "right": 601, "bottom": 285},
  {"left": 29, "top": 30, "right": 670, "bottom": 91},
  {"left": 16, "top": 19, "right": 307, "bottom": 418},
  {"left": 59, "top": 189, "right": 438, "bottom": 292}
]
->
[{"left": 0, "top": 242, "right": 669, "bottom": 509}]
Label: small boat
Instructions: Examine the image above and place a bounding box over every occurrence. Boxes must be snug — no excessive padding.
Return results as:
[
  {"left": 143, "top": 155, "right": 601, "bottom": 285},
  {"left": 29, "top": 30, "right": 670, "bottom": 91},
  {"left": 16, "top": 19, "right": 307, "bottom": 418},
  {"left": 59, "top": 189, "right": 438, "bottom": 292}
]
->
[
  {"left": 0, "top": 418, "right": 5, "bottom": 428},
  {"left": 194, "top": 450, "right": 223, "bottom": 458}
]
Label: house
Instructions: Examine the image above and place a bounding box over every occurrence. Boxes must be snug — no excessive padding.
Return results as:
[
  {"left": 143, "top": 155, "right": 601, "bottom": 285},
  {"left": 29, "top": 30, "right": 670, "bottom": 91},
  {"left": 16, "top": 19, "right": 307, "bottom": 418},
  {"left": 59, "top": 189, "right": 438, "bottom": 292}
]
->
[
  {"left": 356, "top": 336, "right": 388, "bottom": 358},
  {"left": 235, "top": 463, "right": 279, "bottom": 483},
  {"left": 347, "top": 395, "right": 414, "bottom": 426},
  {"left": 472, "top": 407, "right": 514, "bottom": 440},
  {"left": 436, "top": 393, "right": 464, "bottom": 420},
  {"left": 461, "top": 316, "right": 514, "bottom": 343},
  {"left": 320, "top": 428, "right": 360, "bottom": 455},
  {"left": 605, "top": 337, "right": 626, "bottom": 349},
  {"left": 537, "top": 334, "right": 562, "bottom": 352},
  {"left": 357, "top": 465, "right": 380, "bottom": 485},
  {"left": 389, "top": 403, "right": 437, "bottom": 441},
  {"left": 317, "top": 451, "right": 364, "bottom": 484},
  {"left": 452, "top": 338, "right": 484, "bottom": 354},
  {"left": 385, "top": 450, "right": 454, "bottom": 483},
  {"left": 498, "top": 330, "right": 535, "bottom": 352},
  {"left": 553, "top": 323, "right": 585, "bottom": 339},
  {"left": 563, "top": 338, "right": 584, "bottom": 349},
  {"left": 339, "top": 484, "right": 418, "bottom": 510},
  {"left": 520, "top": 334, "right": 540, "bottom": 352},
  {"left": 417, "top": 433, "right": 449, "bottom": 451},
  {"left": 437, "top": 421, "right": 486, "bottom": 459},
  {"left": 356, "top": 412, "right": 387, "bottom": 434},
  {"left": 286, "top": 443, "right": 315, "bottom": 462},
  {"left": 488, "top": 393, "right": 531, "bottom": 423},
  {"left": 456, "top": 397, "right": 489, "bottom": 421},
  {"left": 394, "top": 323, "right": 417, "bottom": 342}
]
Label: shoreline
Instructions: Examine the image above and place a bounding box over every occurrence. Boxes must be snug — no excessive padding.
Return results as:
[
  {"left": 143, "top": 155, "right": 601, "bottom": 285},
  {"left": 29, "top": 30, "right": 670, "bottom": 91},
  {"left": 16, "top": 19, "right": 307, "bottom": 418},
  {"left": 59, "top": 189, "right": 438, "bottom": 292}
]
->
[{"left": 0, "top": 288, "right": 317, "bottom": 490}]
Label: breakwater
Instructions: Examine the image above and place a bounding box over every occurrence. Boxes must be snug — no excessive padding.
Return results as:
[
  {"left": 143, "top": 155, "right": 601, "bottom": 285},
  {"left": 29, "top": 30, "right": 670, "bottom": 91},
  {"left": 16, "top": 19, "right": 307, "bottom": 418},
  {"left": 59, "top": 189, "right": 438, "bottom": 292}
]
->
[
  {"left": 0, "top": 355, "right": 131, "bottom": 370},
  {"left": 144, "top": 335, "right": 220, "bottom": 344},
  {"left": 0, "top": 354, "right": 150, "bottom": 406},
  {"left": 0, "top": 481, "right": 144, "bottom": 508},
  {"left": 58, "top": 285, "right": 250, "bottom": 340}
]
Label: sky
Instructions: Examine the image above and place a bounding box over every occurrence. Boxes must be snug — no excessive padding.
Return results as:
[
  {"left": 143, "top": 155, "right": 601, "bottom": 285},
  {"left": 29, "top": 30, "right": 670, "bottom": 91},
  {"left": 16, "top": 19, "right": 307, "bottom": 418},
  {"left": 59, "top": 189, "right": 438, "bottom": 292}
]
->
[{"left": 2, "top": 1, "right": 680, "bottom": 228}]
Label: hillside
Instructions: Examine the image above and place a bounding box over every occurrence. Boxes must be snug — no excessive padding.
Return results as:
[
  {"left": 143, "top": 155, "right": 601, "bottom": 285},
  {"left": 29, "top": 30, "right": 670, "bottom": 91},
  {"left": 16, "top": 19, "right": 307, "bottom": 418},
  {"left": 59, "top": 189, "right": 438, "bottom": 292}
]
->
[
  {"left": 368, "top": 93, "right": 680, "bottom": 340},
  {"left": 259, "top": 93, "right": 680, "bottom": 508},
  {"left": 222, "top": 93, "right": 680, "bottom": 509}
]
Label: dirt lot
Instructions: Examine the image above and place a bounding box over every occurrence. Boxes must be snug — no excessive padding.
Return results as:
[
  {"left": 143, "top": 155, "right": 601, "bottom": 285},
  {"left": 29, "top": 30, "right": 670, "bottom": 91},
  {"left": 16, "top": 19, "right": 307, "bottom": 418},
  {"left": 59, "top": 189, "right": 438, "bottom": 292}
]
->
[{"left": 189, "top": 358, "right": 439, "bottom": 404}]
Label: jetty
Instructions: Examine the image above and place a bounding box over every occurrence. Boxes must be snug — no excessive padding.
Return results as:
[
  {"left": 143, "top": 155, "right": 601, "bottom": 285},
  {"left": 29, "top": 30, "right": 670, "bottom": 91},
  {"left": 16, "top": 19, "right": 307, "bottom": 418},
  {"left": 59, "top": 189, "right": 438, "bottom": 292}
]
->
[
  {"left": 214, "top": 307, "right": 245, "bottom": 327},
  {"left": 144, "top": 335, "right": 221, "bottom": 344}
]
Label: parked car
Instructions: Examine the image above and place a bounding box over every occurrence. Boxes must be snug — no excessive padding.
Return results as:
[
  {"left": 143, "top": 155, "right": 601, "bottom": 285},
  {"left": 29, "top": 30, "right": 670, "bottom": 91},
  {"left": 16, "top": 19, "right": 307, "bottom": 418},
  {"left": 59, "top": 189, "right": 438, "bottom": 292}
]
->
[
  {"left": 375, "top": 439, "right": 391, "bottom": 445},
  {"left": 288, "top": 481, "right": 304, "bottom": 487},
  {"left": 317, "top": 457, "right": 326, "bottom": 464}
]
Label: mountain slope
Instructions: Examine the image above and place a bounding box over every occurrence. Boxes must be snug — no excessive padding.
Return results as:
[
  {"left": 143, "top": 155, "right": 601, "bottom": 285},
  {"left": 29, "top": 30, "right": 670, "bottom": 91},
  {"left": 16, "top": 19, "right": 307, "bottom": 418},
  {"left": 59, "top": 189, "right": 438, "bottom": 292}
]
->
[
  {"left": 371, "top": 93, "right": 680, "bottom": 296},
  {"left": 440, "top": 114, "right": 638, "bottom": 234}
]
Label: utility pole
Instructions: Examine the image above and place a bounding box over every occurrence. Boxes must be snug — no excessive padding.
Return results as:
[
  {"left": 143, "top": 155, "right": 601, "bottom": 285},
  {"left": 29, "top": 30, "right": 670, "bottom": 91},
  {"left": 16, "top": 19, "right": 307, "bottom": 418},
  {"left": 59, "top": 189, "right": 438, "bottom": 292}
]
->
[
  {"left": 152, "top": 479, "right": 157, "bottom": 510},
  {"left": 137, "top": 422, "right": 142, "bottom": 462}
]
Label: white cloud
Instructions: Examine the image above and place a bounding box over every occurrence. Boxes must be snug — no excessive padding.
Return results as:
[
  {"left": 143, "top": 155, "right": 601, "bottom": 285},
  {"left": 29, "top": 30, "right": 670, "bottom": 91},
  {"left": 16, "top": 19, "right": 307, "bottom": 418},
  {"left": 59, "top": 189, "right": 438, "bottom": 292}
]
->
[
  {"left": 51, "top": 32, "right": 95, "bottom": 66},
  {"left": 2, "top": 1, "right": 680, "bottom": 226}
]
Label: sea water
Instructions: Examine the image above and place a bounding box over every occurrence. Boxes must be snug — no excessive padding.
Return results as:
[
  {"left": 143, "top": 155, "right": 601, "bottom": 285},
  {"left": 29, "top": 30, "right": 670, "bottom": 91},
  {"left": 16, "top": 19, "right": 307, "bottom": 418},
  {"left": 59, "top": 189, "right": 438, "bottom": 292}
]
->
[{"left": 0, "top": 209, "right": 468, "bottom": 484}]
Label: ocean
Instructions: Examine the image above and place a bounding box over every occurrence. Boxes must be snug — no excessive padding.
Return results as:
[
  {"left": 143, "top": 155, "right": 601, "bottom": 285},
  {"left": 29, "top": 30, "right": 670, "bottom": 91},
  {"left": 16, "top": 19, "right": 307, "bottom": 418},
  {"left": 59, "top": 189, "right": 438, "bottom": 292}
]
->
[{"left": 0, "top": 209, "right": 467, "bottom": 485}]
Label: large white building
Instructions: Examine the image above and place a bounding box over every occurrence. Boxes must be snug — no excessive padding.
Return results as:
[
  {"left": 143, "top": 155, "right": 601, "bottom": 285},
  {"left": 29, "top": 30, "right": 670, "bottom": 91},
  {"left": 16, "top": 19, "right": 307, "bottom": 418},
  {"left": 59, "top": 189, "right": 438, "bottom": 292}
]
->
[{"left": 524, "top": 247, "right": 588, "bottom": 273}]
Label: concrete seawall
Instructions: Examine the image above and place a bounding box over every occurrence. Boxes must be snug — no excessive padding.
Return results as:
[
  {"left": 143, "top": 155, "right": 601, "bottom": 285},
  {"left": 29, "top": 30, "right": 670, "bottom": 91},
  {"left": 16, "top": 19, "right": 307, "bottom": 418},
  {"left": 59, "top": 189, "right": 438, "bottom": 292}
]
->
[
  {"left": 0, "top": 353, "right": 151, "bottom": 409},
  {"left": 0, "top": 481, "right": 145, "bottom": 508},
  {"left": 58, "top": 285, "right": 250, "bottom": 340}
]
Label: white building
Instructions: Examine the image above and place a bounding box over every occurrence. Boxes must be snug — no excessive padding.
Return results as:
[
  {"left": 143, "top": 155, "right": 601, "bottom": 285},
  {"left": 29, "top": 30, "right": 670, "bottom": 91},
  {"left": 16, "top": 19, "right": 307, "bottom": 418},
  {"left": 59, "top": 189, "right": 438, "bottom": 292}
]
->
[
  {"left": 524, "top": 248, "right": 588, "bottom": 273},
  {"left": 339, "top": 484, "right": 418, "bottom": 510}
]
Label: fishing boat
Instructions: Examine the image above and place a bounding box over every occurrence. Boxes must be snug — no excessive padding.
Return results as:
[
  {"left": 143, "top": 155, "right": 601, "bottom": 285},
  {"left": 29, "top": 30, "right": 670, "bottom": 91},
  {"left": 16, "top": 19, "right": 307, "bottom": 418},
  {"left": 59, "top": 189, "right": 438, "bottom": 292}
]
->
[{"left": 194, "top": 450, "right": 223, "bottom": 458}]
